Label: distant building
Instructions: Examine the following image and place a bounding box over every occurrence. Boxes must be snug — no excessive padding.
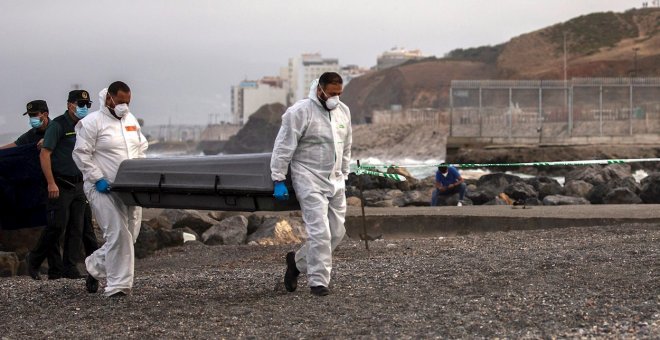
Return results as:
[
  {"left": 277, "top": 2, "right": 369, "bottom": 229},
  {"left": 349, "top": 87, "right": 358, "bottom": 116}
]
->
[
  {"left": 287, "top": 53, "right": 340, "bottom": 102},
  {"left": 376, "top": 47, "right": 426, "bottom": 70},
  {"left": 340, "top": 64, "right": 370, "bottom": 85},
  {"left": 231, "top": 77, "right": 287, "bottom": 125}
]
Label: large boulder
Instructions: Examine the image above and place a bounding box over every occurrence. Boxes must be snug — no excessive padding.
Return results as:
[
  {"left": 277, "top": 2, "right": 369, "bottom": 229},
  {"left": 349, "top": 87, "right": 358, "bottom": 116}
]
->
[
  {"left": 524, "top": 176, "right": 563, "bottom": 199},
  {"left": 586, "top": 184, "right": 610, "bottom": 204},
  {"left": 476, "top": 173, "right": 523, "bottom": 196},
  {"left": 564, "top": 180, "right": 594, "bottom": 198},
  {"left": 466, "top": 189, "right": 494, "bottom": 205},
  {"left": 503, "top": 182, "right": 538, "bottom": 201},
  {"left": 565, "top": 164, "right": 631, "bottom": 186},
  {"left": 542, "top": 195, "right": 591, "bottom": 205},
  {"left": 603, "top": 188, "right": 642, "bottom": 204},
  {"left": 0, "top": 252, "right": 19, "bottom": 277},
  {"left": 165, "top": 209, "right": 218, "bottom": 236},
  {"left": 386, "top": 167, "right": 419, "bottom": 191},
  {"left": 362, "top": 189, "right": 404, "bottom": 207},
  {"left": 587, "top": 176, "right": 642, "bottom": 204},
  {"left": 393, "top": 189, "right": 433, "bottom": 207},
  {"left": 247, "top": 216, "right": 306, "bottom": 245},
  {"left": 640, "top": 172, "right": 660, "bottom": 203},
  {"left": 201, "top": 216, "right": 248, "bottom": 246},
  {"left": 135, "top": 223, "right": 185, "bottom": 259}
]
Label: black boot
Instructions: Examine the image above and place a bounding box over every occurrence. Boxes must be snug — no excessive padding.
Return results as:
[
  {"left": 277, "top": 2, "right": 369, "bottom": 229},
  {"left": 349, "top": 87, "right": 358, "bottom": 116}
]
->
[
  {"left": 283, "top": 251, "right": 300, "bottom": 292},
  {"left": 25, "top": 253, "right": 41, "bottom": 281},
  {"left": 86, "top": 274, "right": 99, "bottom": 293},
  {"left": 310, "top": 286, "right": 330, "bottom": 296}
]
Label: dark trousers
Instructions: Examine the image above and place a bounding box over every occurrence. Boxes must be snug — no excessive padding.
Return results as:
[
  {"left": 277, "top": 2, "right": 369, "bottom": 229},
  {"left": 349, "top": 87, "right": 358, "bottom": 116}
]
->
[
  {"left": 431, "top": 182, "right": 467, "bottom": 206},
  {"left": 30, "top": 180, "right": 98, "bottom": 276}
]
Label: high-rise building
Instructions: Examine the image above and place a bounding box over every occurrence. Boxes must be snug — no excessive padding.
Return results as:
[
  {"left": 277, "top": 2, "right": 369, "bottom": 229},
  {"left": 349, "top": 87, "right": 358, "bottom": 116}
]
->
[
  {"left": 287, "top": 53, "right": 340, "bottom": 103},
  {"left": 231, "top": 77, "right": 287, "bottom": 125}
]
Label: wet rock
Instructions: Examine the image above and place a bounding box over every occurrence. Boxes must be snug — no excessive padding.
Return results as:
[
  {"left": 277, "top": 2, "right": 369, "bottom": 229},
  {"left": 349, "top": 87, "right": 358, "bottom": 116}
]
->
[
  {"left": 135, "top": 223, "right": 185, "bottom": 259},
  {"left": 247, "top": 216, "right": 306, "bottom": 246},
  {"left": 135, "top": 224, "right": 159, "bottom": 259},
  {"left": 0, "top": 252, "right": 19, "bottom": 277},
  {"left": 386, "top": 167, "right": 419, "bottom": 191},
  {"left": 201, "top": 216, "right": 248, "bottom": 246},
  {"left": 603, "top": 188, "right": 642, "bottom": 204},
  {"left": 504, "top": 182, "right": 538, "bottom": 201},
  {"left": 586, "top": 184, "right": 610, "bottom": 204},
  {"left": 247, "top": 214, "right": 264, "bottom": 235},
  {"left": 476, "top": 173, "right": 523, "bottom": 196},
  {"left": 542, "top": 195, "right": 591, "bottom": 205},
  {"left": 565, "top": 164, "right": 631, "bottom": 186},
  {"left": 466, "top": 189, "right": 494, "bottom": 205},
  {"left": 396, "top": 189, "right": 433, "bottom": 207},
  {"left": 564, "top": 180, "right": 594, "bottom": 198},
  {"left": 525, "top": 176, "right": 563, "bottom": 199},
  {"left": 640, "top": 172, "right": 660, "bottom": 203},
  {"left": 166, "top": 209, "right": 218, "bottom": 236}
]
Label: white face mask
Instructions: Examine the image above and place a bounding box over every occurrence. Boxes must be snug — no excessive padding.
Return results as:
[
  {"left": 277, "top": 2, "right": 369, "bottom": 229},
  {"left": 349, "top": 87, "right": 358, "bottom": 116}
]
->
[
  {"left": 319, "top": 86, "right": 340, "bottom": 110},
  {"left": 325, "top": 96, "right": 340, "bottom": 110},
  {"left": 113, "top": 103, "right": 130, "bottom": 118},
  {"left": 109, "top": 94, "right": 130, "bottom": 118}
]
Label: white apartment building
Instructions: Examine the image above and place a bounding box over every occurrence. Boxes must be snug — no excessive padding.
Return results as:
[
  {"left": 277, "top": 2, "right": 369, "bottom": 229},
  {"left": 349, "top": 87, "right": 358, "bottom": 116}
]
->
[
  {"left": 287, "top": 53, "right": 340, "bottom": 103},
  {"left": 231, "top": 77, "right": 287, "bottom": 125},
  {"left": 376, "top": 47, "right": 426, "bottom": 70}
]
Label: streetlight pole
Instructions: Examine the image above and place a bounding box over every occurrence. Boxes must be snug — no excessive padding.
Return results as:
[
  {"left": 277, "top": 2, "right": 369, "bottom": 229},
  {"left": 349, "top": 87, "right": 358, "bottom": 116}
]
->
[{"left": 632, "top": 47, "right": 640, "bottom": 78}]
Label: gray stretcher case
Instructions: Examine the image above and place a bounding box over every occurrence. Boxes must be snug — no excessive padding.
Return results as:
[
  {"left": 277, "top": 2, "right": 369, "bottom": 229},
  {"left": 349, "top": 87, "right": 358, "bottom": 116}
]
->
[{"left": 111, "top": 153, "right": 299, "bottom": 211}]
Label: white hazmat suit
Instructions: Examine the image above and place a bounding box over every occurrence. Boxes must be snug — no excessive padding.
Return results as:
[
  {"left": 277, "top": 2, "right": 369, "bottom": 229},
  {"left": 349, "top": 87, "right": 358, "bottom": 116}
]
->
[
  {"left": 271, "top": 80, "right": 352, "bottom": 287},
  {"left": 72, "top": 88, "right": 148, "bottom": 296}
]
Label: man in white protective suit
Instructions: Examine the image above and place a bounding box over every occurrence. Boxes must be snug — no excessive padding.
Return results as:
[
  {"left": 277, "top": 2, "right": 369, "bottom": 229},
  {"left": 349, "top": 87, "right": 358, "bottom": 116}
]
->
[
  {"left": 271, "top": 72, "right": 352, "bottom": 296},
  {"left": 72, "top": 81, "right": 148, "bottom": 298}
]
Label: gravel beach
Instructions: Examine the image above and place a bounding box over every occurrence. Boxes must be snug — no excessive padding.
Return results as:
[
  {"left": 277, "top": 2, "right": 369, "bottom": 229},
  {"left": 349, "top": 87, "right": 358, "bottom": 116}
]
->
[{"left": 1, "top": 223, "right": 658, "bottom": 339}]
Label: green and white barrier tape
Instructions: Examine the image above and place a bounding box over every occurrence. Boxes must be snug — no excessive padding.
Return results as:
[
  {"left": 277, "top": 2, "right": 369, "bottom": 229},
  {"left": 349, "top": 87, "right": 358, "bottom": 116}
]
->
[
  {"left": 355, "top": 168, "right": 407, "bottom": 182},
  {"left": 353, "top": 157, "right": 660, "bottom": 182},
  {"left": 357, "top": 158, "right": 660, "bottom": 170}
]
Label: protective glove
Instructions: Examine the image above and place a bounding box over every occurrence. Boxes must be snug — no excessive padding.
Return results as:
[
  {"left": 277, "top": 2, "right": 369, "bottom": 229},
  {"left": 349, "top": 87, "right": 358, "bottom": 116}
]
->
[
  {"left": 95, "top": 178, "right": 111, "bottom": 193},
  {"left": 273, "top": 181, "right": 289, "bottom": 201}
]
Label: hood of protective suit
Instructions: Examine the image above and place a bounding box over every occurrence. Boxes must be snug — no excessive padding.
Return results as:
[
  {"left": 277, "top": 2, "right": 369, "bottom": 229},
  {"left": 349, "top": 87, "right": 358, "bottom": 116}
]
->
[{"left": 308, "top": 78, "right": 344, "bottom": 110}]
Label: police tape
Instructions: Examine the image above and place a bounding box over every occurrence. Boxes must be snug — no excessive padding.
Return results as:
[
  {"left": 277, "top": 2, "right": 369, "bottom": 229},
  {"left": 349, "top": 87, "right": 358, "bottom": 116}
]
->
[
  {"left": 354, "top": 168, "right": 407, "bottom": 182},
  {"left": 356, "top": 158, "right": 660, "bottom": 170}
]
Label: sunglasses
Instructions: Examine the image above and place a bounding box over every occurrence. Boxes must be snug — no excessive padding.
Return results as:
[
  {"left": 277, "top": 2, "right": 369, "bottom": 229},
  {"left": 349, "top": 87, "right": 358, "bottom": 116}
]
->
[{"left": 76, "top": 101, "right": 92, "bottom": 108}]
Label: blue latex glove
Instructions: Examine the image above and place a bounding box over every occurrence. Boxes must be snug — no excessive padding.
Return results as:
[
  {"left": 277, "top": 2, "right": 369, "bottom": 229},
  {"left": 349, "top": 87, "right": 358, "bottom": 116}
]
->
[
  {"left": 273, "top": 181, "right": 289, "bottom": 201},
  {"left": 95, "top": 179, "right": 111, "bottom": 193}
]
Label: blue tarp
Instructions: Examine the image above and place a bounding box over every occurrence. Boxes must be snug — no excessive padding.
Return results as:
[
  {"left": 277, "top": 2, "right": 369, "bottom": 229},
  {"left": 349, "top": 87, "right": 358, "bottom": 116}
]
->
[{"left": 0, "top": 143, "right": 47, "bottom": 230}]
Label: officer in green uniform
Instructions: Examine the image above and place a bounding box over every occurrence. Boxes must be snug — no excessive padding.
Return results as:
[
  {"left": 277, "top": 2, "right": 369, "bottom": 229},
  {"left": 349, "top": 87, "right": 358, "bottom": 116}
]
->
[
  {"left": 0, "top": 100, "right": 50, "bottom": 149},
  {"left": 26, "top": 90, "right": 99, "bottom": 280}
]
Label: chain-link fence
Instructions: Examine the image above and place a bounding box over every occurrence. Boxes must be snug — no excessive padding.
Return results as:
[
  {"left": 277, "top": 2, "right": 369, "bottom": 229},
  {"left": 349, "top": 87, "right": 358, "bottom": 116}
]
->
[{"left": 450, "top": 78, "right": 660, "bottom": 140}]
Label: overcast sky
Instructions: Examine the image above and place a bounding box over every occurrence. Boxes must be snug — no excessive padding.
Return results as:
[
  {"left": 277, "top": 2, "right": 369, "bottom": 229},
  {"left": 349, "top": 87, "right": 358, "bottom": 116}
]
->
[{"left": 0, "top": 0, "right": 636, "bottom": 135}]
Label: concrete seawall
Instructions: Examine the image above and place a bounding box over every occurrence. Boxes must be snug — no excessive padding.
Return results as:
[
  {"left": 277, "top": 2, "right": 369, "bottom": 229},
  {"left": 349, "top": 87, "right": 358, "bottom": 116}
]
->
[{"left": 345, "top": 204, "right": 660, "bottom": 239}]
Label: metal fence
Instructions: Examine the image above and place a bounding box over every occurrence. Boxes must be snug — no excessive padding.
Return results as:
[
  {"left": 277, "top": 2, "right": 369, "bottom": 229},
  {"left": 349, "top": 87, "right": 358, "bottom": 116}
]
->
[{"left": 449, "top": 78, "right": 660, "bottom": 140}]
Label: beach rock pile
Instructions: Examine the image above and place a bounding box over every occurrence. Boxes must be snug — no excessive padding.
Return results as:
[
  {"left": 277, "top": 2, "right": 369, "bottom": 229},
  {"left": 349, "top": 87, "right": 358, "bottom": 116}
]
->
[
  {"left": 346, "top": 164, "right": 660, "bottom": 207},
  {"left": 148, "top": 209, "right": 307, "bottom": 250}
]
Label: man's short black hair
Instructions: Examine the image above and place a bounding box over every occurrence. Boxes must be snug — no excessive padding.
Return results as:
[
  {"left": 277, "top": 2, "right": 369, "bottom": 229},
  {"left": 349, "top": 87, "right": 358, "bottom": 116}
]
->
[
  {"left": 108, "top": 81, "right": 131, "bottom": 95},
  {"left": 318, "top": 72, "right": 343, "bottom": 87}
]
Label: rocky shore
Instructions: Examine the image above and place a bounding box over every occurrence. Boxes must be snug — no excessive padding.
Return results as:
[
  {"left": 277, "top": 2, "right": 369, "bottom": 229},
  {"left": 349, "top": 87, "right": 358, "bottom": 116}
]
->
[{"left": 347, "top": 163, "right": 660, "bottom": 208}]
